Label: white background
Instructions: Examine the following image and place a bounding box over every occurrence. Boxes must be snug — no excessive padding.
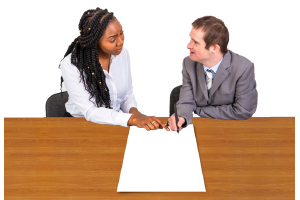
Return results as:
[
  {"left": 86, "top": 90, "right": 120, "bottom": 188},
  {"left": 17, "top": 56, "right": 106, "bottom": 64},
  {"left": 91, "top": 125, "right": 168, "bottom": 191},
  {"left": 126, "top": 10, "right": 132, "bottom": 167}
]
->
[{"left": 1, "top": 0, "right": 299, "bottom": 198}]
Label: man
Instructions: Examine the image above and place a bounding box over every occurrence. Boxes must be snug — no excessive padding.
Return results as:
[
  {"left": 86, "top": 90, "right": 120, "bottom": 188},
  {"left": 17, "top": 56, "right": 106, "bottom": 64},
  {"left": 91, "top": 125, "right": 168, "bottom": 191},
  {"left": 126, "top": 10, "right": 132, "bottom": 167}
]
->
[{"left": 168, "top": 16, "right": 258, "bottom": 131}]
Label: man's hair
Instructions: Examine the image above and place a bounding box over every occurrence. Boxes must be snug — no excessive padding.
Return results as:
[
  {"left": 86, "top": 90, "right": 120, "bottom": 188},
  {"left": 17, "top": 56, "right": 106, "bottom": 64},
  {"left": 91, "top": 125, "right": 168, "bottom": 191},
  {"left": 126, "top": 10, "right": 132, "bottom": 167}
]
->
[
  {"left": 192, "top": 16, "right": 229, "bottom": 54},
  {"left": 59, "top": 8, "right": 116, "bottom": 108}
]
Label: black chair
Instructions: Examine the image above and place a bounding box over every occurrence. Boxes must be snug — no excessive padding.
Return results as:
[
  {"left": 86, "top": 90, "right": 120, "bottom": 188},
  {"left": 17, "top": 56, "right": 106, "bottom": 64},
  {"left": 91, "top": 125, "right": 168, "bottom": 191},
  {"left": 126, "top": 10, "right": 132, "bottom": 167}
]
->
[
  {"left": 169, "top": 85, "right": 182, "bottom": 116},
  {"left": 45, "top": 91, "right": 69, "bottom": 117},
  {"left": 47, "top": 86, "right": 182, "bottom": 117}
]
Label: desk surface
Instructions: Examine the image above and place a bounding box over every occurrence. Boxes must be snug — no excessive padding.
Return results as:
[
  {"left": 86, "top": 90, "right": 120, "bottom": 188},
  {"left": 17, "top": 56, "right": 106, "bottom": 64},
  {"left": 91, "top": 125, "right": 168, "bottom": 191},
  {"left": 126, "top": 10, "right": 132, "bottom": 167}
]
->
[{"left": 5, "top": 117, "right": 295, "bottom": 200}]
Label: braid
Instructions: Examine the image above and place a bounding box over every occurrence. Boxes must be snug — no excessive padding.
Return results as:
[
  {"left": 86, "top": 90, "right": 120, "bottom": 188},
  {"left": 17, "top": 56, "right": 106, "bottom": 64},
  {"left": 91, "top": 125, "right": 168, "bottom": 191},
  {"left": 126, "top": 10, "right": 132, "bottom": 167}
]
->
[{"left": 59, "top": 7, "right": 114, "bottom": 108}]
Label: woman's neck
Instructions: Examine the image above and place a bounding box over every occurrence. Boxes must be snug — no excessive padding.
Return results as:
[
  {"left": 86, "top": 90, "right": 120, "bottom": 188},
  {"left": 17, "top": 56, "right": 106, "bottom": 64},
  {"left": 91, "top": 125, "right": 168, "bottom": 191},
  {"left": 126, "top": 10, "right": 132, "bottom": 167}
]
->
[
  {"left": 97, "top": 47, "right": 111, "bottom": 72},
  {"left": 97, "top": 47, "right": 111, "bottom": 60}
]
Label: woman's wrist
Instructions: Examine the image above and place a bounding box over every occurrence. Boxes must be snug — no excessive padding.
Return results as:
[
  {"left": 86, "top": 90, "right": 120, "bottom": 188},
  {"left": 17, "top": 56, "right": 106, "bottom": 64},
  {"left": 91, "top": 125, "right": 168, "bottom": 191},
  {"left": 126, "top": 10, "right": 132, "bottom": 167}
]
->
[
  {"left": 127, "top": 114, "right": 137, "bottom": 126},
  {"left": 129, "top": 107, "right": 144, "bottom": 116}
]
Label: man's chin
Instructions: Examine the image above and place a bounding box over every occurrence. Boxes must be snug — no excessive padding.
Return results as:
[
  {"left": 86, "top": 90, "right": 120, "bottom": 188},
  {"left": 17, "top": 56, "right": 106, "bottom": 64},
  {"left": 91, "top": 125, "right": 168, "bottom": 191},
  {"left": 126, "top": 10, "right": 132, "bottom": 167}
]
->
[{"left": 189, "top": 55, "right": 197, "bottom": 61}]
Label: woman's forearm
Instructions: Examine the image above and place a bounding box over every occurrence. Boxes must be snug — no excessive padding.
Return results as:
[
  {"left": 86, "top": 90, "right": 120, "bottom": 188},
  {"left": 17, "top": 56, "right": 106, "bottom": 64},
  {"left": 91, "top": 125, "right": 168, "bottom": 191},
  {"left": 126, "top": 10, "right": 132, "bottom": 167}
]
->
[{"left": 129, "top": 107, "right": 145, "bottom": 116}]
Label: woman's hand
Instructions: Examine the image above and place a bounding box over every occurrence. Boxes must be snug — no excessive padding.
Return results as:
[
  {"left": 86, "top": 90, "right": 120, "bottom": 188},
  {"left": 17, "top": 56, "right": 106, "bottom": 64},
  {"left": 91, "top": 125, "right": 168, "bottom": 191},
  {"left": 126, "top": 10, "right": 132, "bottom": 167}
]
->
[
  {"left": 127, "top": 107, "right": 169, "bottom": 131},
  {"left": 128, "top": 115, "right": 170, "bottom": 131}
]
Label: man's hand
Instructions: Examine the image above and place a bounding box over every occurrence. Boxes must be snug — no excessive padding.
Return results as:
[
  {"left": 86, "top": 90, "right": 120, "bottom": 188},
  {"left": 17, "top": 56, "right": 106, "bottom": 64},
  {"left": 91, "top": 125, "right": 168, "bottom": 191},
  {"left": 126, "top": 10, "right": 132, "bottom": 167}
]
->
[{"left": 167, "top": 115, "right": 185, "bottom": 131}]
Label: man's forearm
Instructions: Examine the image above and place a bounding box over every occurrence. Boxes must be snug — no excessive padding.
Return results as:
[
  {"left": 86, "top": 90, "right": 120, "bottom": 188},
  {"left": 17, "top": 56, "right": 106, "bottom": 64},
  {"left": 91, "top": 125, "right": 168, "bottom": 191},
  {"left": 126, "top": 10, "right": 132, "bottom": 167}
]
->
[{"left": 195, "top": 102, "right": 257, "bottom": 120}]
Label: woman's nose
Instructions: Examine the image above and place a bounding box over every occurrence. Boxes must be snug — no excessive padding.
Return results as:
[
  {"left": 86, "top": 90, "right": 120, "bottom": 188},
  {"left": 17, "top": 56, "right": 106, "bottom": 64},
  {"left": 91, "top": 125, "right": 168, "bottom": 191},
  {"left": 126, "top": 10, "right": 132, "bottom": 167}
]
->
[{"left": 117, "top": 37, "right": 124, "bottom": 46}]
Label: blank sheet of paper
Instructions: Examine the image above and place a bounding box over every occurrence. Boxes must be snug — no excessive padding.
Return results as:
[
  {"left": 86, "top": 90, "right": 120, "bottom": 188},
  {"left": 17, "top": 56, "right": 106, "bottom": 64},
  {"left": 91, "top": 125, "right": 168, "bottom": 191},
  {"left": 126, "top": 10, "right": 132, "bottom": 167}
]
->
[{"left": 117, "top": 125, "right": 206, "bottom": 192}]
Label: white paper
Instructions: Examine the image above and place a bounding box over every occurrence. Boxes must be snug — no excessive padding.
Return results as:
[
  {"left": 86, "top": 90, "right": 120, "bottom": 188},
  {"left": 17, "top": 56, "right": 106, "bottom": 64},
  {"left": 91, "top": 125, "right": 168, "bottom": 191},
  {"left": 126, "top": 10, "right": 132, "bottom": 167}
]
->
[{"left": 117, "top": 125, "right": 206, "bottom": 192}]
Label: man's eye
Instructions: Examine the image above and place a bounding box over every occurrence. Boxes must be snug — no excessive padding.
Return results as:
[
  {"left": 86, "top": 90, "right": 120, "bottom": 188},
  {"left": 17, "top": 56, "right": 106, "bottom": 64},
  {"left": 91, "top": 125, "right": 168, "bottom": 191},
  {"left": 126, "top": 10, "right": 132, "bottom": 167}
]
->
[
  {"left": 194, "top": 40, "right": 198, "bottom": 44},
  {"left": 120, "top": 31, "right": 124, "bottom": 35}
]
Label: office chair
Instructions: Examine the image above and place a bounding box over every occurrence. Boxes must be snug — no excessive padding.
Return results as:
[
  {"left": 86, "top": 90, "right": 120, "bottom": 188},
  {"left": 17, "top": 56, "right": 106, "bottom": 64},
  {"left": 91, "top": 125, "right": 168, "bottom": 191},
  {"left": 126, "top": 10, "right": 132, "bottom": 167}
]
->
[
  {"left": 45, "top": 91, "right": 69, "bottom": 117},
  {"left": 169, "top": 85, "right": 182, "bottom": 116}
]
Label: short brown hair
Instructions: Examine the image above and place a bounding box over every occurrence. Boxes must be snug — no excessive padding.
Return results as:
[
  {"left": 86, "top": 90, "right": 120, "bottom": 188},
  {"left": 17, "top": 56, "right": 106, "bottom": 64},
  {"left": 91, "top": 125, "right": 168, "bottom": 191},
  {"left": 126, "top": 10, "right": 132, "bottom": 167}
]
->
[{"left": 192, "top": 16, "right": 229, "bottom": 54}]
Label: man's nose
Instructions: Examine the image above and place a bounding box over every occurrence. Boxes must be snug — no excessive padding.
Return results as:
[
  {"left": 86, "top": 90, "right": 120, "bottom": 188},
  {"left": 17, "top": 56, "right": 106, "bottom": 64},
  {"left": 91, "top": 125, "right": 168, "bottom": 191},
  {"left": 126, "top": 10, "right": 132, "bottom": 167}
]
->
[{"left": 187, "top": 41, "right": 192, "bottom": 49}]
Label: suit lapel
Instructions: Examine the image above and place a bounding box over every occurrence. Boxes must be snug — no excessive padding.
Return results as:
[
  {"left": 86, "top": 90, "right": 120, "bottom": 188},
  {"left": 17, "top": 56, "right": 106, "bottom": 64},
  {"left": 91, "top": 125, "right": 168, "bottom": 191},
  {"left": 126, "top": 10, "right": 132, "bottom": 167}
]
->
[
  {"left": 209, "top": 51, "right": 232, "bottom": 98},
  {"left": 196, "top": 62, "right": 209, "bottom": 101}
]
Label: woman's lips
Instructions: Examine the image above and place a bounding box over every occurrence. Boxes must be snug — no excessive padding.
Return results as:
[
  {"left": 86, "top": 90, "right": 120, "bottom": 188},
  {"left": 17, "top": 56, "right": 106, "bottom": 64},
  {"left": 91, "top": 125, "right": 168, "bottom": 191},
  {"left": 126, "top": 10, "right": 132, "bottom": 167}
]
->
[{"left": 116, "top": 47, "right": 123, "bottom": 52}]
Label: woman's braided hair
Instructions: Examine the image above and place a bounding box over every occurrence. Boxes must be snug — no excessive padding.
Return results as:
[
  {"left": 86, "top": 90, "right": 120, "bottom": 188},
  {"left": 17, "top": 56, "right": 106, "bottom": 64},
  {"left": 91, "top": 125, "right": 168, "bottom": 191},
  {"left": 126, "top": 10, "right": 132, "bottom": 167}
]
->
[{"left": 60, "top": 8, "right": 115, "bottom": 108}]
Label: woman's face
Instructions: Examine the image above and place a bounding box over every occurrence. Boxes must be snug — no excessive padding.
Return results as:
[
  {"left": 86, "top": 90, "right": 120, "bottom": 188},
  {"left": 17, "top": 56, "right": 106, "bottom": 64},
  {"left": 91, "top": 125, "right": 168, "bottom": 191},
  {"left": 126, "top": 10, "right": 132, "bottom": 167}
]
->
[{"left": 98, "top": 18, "right": 124, "bottom": 55}]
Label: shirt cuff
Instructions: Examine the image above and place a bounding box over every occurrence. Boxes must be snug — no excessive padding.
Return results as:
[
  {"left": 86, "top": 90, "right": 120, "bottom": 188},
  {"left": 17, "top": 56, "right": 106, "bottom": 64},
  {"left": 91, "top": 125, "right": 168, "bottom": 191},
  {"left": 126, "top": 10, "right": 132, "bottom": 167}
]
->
[{"left": 112, "top": 111, "right": 133, "bottom": 127}]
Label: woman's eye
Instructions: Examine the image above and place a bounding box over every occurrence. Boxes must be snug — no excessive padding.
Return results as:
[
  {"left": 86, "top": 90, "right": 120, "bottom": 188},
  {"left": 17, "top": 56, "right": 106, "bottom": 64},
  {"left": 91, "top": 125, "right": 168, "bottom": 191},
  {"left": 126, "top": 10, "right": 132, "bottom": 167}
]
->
[{"left": 110, "top": 39, "right": 115, "bottom": 43}]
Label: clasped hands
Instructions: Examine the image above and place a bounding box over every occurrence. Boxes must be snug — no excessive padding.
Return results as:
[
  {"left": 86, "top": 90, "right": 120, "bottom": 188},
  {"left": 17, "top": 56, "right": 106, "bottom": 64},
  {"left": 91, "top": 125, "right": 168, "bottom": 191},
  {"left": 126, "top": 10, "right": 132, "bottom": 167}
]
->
[{"left": 128, "top": 108, "right": 185, "bottom": 132}]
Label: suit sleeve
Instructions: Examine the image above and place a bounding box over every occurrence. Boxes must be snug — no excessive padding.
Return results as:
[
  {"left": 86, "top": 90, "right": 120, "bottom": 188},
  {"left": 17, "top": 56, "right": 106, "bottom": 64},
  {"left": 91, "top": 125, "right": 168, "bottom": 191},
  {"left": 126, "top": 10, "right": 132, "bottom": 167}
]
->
[
  {"left": 176, "top": 58, "right": 197, "bottom": 126},
  {"left": 196, "top": 63, "right": 258, "bottom": 120}
]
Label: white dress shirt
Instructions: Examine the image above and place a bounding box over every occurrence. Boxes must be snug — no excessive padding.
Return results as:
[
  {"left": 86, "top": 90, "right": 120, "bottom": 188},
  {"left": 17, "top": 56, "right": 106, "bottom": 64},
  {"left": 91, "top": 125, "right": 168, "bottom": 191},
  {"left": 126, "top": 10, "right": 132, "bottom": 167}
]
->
[{"left": 60, "top": 47, "right": 137, "bottom": 127}]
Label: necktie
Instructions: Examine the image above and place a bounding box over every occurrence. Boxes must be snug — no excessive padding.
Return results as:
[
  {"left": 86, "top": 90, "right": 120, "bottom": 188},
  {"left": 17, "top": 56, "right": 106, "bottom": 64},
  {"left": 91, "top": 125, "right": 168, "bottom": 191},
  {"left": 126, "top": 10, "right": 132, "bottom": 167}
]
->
[{"left": 206, "top": 69, "right": 214, "bottom": 91}]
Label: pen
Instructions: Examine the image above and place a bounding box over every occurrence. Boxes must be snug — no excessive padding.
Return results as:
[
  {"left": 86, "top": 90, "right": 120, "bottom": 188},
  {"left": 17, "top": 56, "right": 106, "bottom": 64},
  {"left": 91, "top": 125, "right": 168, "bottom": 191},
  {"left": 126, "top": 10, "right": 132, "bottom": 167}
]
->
[{"left": 174, "top": 103, "right": 179, "bottom": 134}]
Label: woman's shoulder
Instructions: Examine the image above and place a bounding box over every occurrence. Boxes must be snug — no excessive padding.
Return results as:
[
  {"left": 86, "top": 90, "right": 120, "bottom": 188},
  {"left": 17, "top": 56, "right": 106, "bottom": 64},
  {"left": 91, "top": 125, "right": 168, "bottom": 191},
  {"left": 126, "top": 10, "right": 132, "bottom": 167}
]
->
[
  {"left": 60, "top": 53, "right": 74, "bottom": 70},
  {"left": 119, "top": 47, "right": 131, "bottom": 66},
  {"left": 120, "top": 47, "right": 129, "bottom": 58}
]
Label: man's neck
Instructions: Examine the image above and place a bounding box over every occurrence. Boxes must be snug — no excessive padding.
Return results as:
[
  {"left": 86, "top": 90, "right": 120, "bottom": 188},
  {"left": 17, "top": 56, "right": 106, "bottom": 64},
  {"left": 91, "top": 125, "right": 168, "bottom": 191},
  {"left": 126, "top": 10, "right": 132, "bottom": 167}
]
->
[{"left": 202, "top": 53, "right": 223, "bottom": 68}]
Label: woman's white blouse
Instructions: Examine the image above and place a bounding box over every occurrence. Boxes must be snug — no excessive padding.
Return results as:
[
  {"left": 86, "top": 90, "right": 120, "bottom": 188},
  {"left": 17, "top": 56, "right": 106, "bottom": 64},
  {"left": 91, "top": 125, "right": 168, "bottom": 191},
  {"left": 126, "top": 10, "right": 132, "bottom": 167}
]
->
[{"left": 60, "top": 48, "right": 137, "bottom": 127}]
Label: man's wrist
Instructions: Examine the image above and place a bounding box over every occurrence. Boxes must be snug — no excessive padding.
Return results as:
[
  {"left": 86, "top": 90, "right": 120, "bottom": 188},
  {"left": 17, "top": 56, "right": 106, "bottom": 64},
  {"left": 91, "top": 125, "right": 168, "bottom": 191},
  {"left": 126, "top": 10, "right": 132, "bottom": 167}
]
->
[
  {"left": 169, "top": 114, "right": 187, "bottom": 128},
  {"left": 181, "top": 118, "right": 187, "bottom": 128}
]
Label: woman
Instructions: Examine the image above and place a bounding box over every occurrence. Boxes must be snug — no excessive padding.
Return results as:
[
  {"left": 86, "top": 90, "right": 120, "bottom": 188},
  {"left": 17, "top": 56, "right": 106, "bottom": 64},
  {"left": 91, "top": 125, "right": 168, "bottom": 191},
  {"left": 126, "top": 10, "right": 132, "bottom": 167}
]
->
[{"left": 59, "top": 8, "right": 169, "bottom": 131}]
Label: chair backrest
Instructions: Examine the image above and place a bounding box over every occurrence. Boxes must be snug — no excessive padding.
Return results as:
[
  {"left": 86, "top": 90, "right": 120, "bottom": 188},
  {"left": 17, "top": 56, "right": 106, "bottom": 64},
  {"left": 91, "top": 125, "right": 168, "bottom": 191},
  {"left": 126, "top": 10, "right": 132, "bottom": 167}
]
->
[
  {"left": 45, "top": 91, "right": 69, "bottom": 117},
  {"left": 169, "top": 85, "right": 182, "bottom": 116}
]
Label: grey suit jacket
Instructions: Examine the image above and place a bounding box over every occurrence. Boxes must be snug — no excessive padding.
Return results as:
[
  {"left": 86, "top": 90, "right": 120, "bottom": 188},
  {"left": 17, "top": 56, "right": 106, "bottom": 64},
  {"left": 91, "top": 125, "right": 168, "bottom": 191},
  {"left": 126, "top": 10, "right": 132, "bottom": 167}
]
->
[{"left": 177, "top": 50, "right": 258, "bottom": 126}]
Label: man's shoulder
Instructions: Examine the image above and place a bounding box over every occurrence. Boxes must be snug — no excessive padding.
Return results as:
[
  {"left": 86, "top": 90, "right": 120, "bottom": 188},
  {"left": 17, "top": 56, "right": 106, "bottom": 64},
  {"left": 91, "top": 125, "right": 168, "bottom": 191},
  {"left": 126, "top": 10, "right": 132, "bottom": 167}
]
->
[
  {"left": 229, "top": 50, "right": 253, "bottom": 69},
  {"left": 182, "top": 56, "right": 198, "bottom": 68}
]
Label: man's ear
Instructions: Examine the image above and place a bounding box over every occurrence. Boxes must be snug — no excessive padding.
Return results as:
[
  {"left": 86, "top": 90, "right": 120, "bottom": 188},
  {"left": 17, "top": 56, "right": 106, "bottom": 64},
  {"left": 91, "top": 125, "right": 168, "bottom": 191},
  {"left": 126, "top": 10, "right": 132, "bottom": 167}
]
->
[{"left": 210, "top": 44, "right": 220, "bottom": 53}]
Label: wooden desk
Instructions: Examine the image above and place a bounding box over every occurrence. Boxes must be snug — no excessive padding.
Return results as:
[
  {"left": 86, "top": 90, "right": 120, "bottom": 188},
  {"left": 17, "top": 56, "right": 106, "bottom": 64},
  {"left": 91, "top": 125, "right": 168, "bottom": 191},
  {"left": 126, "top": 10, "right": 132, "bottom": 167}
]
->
[{"left": 5, "top": 117, "right": 295, "bottom": 200}]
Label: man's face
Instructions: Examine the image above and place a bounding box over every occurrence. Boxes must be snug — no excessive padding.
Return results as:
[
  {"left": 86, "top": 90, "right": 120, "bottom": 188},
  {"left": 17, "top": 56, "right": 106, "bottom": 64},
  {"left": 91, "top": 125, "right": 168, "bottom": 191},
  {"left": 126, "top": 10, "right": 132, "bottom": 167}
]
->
[{"left": 187, "top": 27, "right": 212, "bottom": 63}]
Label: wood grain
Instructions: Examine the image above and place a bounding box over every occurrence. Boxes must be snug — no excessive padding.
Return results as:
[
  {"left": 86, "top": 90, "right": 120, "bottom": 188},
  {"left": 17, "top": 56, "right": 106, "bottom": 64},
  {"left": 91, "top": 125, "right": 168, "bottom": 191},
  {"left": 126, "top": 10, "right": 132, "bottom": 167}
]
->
[{"left": 4, "top": 117, "right": 295, "bottom": 200}]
